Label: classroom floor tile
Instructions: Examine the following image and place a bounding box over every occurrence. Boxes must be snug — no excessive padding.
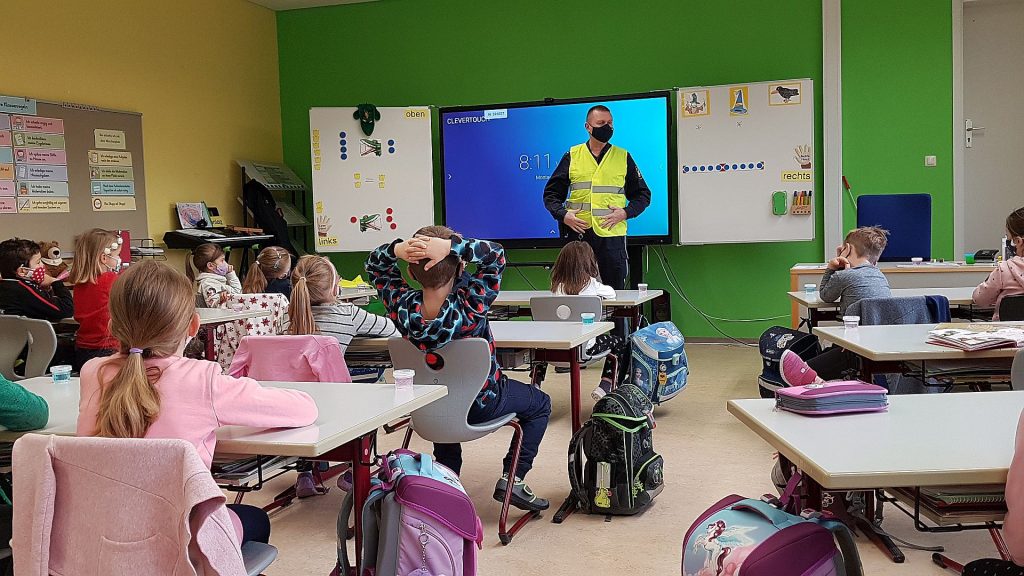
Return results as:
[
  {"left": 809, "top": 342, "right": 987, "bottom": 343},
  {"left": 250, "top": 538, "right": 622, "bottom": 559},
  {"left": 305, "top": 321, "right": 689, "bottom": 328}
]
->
[{"left": 244, "top": 343, "right": 996, "bottom": 575}]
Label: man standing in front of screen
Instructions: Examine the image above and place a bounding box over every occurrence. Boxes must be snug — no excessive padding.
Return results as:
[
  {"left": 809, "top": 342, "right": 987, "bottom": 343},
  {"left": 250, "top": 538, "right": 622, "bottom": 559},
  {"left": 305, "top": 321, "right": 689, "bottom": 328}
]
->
[{"left": 543, "top": 105, "right": 651, "bottom": 289}]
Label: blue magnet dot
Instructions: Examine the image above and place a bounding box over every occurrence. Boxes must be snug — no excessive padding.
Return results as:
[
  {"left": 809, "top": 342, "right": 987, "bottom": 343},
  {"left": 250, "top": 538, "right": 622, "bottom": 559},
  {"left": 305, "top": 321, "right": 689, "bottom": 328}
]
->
[
  {"left": 723, "top": 165, "right": 729, "bottom": 171},
  {"left": 341, "top": 154, "right": 348, "bottom": 160},
  {"left": 340, "top": 131, "right": 346, "bottom": 138},
  {"left": 732, "top": 164, "right": 738, "bottom": 169},
  {"left": 341, "top": 146, "right": 347, "bottom": 153},
  {"left": 757, "top": 162, "right": 764, "bottom": 169},
  {"left": 388, "top": 147, "right": 396, "bottom": 153},
  {"left": 691, "top": 166, "right": 698, "bottom": 172},
  {"left": 748, "top": 161, "right": 755, "bottom": 167},
  {"left": 388, "top": 140, "right": 395, "bottom": 146},
  {"left": 740, "top": 164, "right": 746, "bottom": 169},
  {"left": 682, "top": 166, "right": 689, "bottom": 173},
  {"left": 340, "top": 140, "right": 347, "bottom": 147},
  {"left": 699, "top": 166, "right": 706, "bottom": 171}
]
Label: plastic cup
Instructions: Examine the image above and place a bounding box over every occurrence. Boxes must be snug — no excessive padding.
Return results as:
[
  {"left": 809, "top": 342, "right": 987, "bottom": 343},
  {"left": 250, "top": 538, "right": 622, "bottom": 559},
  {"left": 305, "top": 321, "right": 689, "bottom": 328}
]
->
[
  {"left": 50, "top": 365, "right": 72, "bottom": 384},
  {"left": 965, "top": 253, "right": 975, "bottom": 265},
  {"left": 842, "top": 315, "right": 860, "bottom": 329},
  {"left": 911, "top": 257, "right": 923, "bottom": 265},
  {"left": 580, "top": 312, "right": 596, "bottom": 325},
  {"left": 637, "top": 283, "right": 648, "bottom": 296},
  {"left": 804, "top": 283, "right": 816, "bottom": 295},
  {"left": 393, "top": 369, "right": 415, "bottom": 391}
]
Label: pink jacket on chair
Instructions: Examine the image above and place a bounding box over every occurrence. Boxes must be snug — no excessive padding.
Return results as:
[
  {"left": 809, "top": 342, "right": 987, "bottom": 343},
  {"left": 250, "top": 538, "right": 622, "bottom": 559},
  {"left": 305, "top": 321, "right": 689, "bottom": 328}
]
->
[
  {"left": 228, "top": 335, "right": 352, "bottom": 383},
  {"left": 12, "top": 433, "right": 247, "bottom": 576}
]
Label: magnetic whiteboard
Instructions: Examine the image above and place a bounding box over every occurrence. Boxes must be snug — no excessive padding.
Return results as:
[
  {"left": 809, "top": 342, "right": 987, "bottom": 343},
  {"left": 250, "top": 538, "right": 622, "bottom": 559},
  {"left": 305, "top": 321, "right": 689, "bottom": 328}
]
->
[
  {"left": 677, "top": 79, "right": 814, "bottom": 244},
  {"left": 309, "top": 107, "right": 434, "bottom": 252}
]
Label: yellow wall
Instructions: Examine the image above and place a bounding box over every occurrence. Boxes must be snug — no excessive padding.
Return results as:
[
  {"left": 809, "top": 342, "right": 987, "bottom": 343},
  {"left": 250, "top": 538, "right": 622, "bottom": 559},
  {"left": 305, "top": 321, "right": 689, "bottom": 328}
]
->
[{"left": 3, "top": 0, "right": 282, "bottom": 264}]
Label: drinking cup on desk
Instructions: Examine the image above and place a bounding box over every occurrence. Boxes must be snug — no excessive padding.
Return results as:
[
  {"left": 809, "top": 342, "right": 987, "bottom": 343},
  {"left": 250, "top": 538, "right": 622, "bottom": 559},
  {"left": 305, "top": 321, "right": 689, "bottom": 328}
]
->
[
  {"left": 580, "top": 312, "right": 596, "bottom": 325},
  {"left": 804, "top": 283, "right": 816, "bottom": 295},
  {"left": 393, "top": 369, "right": 415, "bottom": 391},
  {"left": 842, "top": 315, "right": 860, "bottom": 329},
  {"left": 50, "top": 365, "right": 72, "bottom": 384},
  {"left": 638, "top": 283, "right": 648, "bottom": 296},
  {"left": 911, "top": 257, "right": 923, "bottom": 265},
  {"left": 965, "top": 253, "right": 975, "bottom": 265}
]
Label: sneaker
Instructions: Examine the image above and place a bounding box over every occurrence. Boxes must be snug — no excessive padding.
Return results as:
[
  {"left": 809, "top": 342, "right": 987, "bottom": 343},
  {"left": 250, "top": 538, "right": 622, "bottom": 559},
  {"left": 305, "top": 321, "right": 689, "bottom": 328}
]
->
[
  {"left": 780, "top": 349, "right": 819, "bottom": 387},
  {"left": 493, "top": 474, "right": 549, "bottom": 511},
  {"left": 295, "top": 471, "right": 328, "bottom": 498}
]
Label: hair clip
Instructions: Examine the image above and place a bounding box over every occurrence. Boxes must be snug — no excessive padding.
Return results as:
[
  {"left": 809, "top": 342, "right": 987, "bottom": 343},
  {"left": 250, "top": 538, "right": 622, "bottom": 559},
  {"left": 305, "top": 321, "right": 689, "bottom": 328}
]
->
[{"left": 128, "top": 347, "right": 143, "bottom": 355}]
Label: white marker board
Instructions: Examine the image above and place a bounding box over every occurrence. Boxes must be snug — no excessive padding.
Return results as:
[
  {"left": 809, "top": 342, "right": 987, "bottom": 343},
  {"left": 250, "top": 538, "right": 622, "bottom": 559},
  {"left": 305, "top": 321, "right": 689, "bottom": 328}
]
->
[
  {"left": 309, "top": 106, "right": 434, "bottom": 252},
  {"left": 676, "top": 79, "right": 814, "bottom": 244}
]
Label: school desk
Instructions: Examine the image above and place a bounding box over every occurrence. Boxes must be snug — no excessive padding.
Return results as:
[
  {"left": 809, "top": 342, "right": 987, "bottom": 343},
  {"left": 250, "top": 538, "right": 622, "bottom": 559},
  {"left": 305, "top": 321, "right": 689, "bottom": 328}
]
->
[
  {"left": 788, "top": 286, "right": 980, "bottom": 329},
  {"left": 2, "top": 377, "right": 448, "bottom": 576},
  {"left": 493, "top": 289, "right": 664, "bottom": 329},
  {"left": 729, "top": 392, "right": 1024, "bottom": 562},
  {"left": 790, "top": 263, "right": 996, "bottom": 328}
]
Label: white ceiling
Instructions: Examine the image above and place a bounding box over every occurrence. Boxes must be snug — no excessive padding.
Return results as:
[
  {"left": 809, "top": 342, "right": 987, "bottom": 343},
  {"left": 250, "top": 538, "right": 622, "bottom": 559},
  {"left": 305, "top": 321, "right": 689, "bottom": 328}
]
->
[{"left": 247, "top": 0, "right": 376, "bottom": 10}]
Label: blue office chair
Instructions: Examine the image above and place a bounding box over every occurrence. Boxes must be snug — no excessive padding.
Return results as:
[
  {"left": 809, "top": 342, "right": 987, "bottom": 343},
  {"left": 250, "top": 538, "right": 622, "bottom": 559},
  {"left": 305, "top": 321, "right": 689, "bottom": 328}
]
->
[{"left": 856, "top": 194, "right": 931, "bottom": 262}]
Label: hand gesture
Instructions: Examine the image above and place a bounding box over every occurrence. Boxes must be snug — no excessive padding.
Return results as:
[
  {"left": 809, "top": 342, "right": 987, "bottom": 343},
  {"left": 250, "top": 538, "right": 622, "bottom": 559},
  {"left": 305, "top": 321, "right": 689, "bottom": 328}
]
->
[
  {"left": 793, "top": 145, "right": 812, "bottom": 169},
  {"left": 827, "top": 256, "right": 851, "bottom": 271},
  {"left": 395, "top": 237, "right": 428, "bottom": 263},
  {"left": 563, "top": 209, "right": 590, "bottom": 234},
  {"left": 317, "top": 215, "right": 332, "bottom": 237},
  {"left": 599, "top": 207, "right": 627, "bottom": 230},
  {"left": 226, "top": 264, "right": 235, "bottom": 275},
  {"left": 413, "top": 235, "right": 454, "bottom": 271}
]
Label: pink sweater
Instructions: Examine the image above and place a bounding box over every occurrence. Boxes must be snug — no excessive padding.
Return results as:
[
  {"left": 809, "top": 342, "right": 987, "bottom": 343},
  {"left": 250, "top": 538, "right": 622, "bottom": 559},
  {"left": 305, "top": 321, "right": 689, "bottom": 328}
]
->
[
  {"left": 77, "top": 354, "right": 318, "bottom": 467},
  {"left": 973, "top": 256, "right": 1024, "bottom": 320}
]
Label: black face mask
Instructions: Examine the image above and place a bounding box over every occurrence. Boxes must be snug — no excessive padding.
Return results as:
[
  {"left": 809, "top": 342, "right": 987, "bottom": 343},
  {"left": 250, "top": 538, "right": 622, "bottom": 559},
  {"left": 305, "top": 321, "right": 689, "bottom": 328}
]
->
[{"left": 590, "top": 124, "right": 613, "bottom": 143}]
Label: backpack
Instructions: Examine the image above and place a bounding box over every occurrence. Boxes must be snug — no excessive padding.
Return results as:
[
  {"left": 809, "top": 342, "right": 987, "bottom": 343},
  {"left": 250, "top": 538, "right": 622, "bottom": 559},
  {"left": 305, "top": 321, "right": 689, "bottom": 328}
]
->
[
  {"left": 758, "top": 326, "right": 821, "bottom": 398},
  {"left": 630, "top": 321, "right": 688, "bottom": 404},
  {"left": 339, "top": 450, "right": 483, "bottom": 576},
  {"left": 568, "top": 384, "right": 664, "bottom": 516},
  {"left": 681, "top": 493, "right": 863, "bottom": 576}
]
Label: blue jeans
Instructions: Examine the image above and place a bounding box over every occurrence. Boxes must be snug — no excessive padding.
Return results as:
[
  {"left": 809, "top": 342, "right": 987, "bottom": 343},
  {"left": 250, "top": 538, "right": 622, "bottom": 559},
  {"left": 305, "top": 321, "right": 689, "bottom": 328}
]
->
[{"left": 433, "top": 378, "right": 551, "bottom": 480}]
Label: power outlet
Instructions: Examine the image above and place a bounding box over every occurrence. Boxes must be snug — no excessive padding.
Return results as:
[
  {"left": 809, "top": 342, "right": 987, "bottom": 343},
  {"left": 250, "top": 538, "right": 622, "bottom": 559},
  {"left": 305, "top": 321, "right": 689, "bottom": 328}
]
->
[{"left": 924, "top": 155, "right": 937, "bottom": 167}]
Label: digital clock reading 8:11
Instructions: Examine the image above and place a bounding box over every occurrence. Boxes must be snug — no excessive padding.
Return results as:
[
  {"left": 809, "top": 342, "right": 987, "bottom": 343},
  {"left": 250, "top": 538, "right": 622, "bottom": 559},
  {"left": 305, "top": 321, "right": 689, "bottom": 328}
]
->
[{"left": 519, "top": 154, "right": 551, "bottom": 171}]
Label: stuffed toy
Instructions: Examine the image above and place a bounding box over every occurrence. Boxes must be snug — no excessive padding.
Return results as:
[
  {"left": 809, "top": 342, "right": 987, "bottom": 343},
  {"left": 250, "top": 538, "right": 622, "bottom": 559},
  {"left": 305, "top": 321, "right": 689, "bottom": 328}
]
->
[
  {"left": 353, "top": 104, "right": 380, "bottom": 136},
  {"left": 38, "top": 241, "right": 69, "bottom": 281}
]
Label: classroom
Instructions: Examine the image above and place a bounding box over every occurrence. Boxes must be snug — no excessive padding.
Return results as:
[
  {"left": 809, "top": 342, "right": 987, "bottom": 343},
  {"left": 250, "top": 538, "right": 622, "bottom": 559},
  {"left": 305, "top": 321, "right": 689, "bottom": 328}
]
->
[{"left": 2, "top": 0, "right": 1024, "bottom": 574}]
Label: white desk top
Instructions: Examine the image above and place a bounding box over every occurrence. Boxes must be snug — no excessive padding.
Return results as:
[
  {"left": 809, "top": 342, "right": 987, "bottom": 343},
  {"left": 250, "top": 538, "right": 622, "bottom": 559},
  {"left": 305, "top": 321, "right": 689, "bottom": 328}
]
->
[
  {"left": 1, "top": 378, "right": 447, "bottom": 459},
  {"left": 338, "top": 286, "right": 377, "bottom": 301},
  {"left": 493, "top": 289, "right": 663, "bottom": 308},
  {"left": 792, "top": 262, "right": 998, "bottom": 274},
  {"left": 728, "top": 392, "right": 1024, "bottom": 489},
  {"left": 197, "top": 307, "right": 272, "bottom": 326},
  {"left": 347, "top": 320, "right": 615, "bottom": 353},
  {"left": 813, "top": 323, "right": 1024, "bottom": 361},
  {"left": 788, "top": 287, "right": 977, "bottom": 309}
]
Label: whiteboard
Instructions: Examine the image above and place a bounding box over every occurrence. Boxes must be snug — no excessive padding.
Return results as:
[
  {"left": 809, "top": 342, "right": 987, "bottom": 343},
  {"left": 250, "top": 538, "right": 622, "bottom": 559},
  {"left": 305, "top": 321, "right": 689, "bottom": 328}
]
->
[
  {"left": 309, "top": 106, "right": 434, "bottom": 252},
  {"left": 677, "top": 79, "right": 814, "bottom": 244}
]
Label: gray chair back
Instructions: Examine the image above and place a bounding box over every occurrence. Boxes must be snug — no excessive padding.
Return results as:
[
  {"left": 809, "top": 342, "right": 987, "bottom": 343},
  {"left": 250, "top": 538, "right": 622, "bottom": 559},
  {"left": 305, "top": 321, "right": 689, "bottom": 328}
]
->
[
  {"left": 999, "top": 295, "right": 1024, "bottom": 321},
  {"left": 388, "top": 337, "right": 513, "bottom": 444},
  {"left": 529, "top": 295, "right": 603, "bottom": 322},
  {"left": 0, "top": 315, "right": 58, "bottom": 380},
  {"left": 849, "top": 296, "right": 941, "bottom": 326}
]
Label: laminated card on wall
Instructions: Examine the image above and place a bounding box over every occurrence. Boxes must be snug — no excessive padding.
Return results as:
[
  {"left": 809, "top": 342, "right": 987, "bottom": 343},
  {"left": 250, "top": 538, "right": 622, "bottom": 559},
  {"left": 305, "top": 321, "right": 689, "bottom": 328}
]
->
[{"left": 309, "top": 106, "right": 434, "bottom": 252}]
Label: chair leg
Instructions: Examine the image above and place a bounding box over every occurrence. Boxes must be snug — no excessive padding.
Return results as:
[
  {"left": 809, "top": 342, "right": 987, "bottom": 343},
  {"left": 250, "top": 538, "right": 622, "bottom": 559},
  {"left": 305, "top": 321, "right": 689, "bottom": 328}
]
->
[
  {"left": 931, "top": 553, "right": 964, "bottom": 573},
  {"left": 401, "top": 427, "right": 414, "bottom": 450},
  {"left": 929, "top": 528, "right": 1007, "bottom": 574},
  {"left": 991, "top": 527, "right": 1011, "bottom": 561},
  {"left": 498, "top": 421, "right": 540, "bottom": 545}
]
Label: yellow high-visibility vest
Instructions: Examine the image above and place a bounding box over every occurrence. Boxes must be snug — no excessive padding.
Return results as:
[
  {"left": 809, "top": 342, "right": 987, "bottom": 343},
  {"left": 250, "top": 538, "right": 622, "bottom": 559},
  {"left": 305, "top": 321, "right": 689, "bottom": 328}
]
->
[{"left": 566, "top": 143, "right": 628, "bottom": 237}]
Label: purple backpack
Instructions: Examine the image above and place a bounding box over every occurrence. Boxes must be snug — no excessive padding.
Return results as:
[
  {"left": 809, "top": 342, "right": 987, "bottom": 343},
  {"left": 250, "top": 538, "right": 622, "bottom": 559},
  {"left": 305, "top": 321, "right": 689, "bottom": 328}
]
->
[
  {"left": 681, "top": 492, "right": 862, "bottom": 576},
  {"left": 340, "top": 450, "right": 483, "bottom": 576}
]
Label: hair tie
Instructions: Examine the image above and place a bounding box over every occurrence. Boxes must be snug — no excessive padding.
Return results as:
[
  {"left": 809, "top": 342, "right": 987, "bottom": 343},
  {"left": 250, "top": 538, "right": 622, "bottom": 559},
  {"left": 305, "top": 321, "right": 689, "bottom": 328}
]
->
[{"left": 128, "top": 347, "right": 143, "bottom": 355}]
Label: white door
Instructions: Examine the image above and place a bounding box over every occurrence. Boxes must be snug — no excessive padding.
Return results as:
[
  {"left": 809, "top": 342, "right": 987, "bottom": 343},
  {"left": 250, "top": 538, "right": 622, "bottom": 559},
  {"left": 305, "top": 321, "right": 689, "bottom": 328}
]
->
[{"left": 963, "top": 0, "right": 1024, "bottom": 251}]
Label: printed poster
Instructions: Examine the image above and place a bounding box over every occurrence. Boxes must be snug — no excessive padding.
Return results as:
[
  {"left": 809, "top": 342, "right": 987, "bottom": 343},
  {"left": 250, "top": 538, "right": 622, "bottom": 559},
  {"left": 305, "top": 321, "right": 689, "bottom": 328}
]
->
[
  {"left": 17, "top": 164, "right": 68, "bottom": 181},
  {"left": 17, "top": 181, "right": 69, "bottom": 197},
  {"left": 729, "top": 86, "right": 749, "bottom": 116},
  {"left": 12, "top": 132, "right": 65, "bottom": 149},
  {"left": 0, "top": 97, "right": 36, "bottom": 116},
  {"left": 681, "top": 90, "right": 710, "bottom": 118},
  {"left": 88, "top": 150, "right": 132, "bottom": 166},
  {"left": 15, "top": 148, "right": 67, "bottom": 165},
  {"left": 0, "top": 164, "right": 12, "bottom": 180},
  {"left": 89, "top": 166, "right": 133, "bottom": 180},
  {"left": 0, "top": 198, "right": 16, "bottom": 214},
  {"left": 90, "top": 181, "right": 135, "bottom": 196},
  {"left": 0, "top": 181, "right": 14, "bottom": 196},
  {"left": 0, "top": 115, "right": 10, "bottom": 130},
  {"left": 94, "top": 128, "right": 126, "bottom": 149},
  {"left": 11, "top": 115, "right": 63, "bottom": 134},
  {"left": 769, "top": 82, "right": 803, "bottom": 106},
  {"left": 92, "top": 196, "right": 136, "bottom": 211},
  {"left": 17, "top": 197, "right": 69, "bottom": 213},
  {"left": 0, "top": 132, "right": 9, "bottom": 147}
]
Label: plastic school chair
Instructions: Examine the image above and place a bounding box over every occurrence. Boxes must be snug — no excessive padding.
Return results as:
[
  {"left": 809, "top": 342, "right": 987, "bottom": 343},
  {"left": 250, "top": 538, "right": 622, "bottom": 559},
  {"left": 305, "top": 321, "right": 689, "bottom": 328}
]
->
[
  {"left": 528, "top": 295, "right": 611, "bottom": 383},
  {"left": 12, "top": 433, "right": 276, "bottom": 576},
  {"left": 0, "top": 315, "right": 57, "bottom": 381},
  {"left": 999, "top": 295, "right": 1024, "bottom": 321},
  {"left": 388, "top": 337, "right": 541, "bottom": 545}
]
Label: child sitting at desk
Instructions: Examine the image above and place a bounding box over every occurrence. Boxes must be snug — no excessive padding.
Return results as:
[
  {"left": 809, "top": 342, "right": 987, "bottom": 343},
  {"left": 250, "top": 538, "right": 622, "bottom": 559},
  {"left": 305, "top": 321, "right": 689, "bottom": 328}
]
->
[
  {"left": 243, "top": 245, "right": 293, "bottom": 298},
  {"left": 366, "top": 227, "right": 553, "bottom": 512},
  {"left": 0, "top": 237, "right": 74, "bottom": 321},
  {"left": 188, "top": 243, "right": 242, "bottom": 307},
  {"left": 70, "top": 229, "right": 123, "bottom": 370},
  {"left": 818, "top": 226, "right": 892, "bottom": 315},
  {"left": 535, "top": 240, "right": 628, "bottom": 400},
  {"left": 77, "top": 260, "right": 318, "bottom": 546},
  {"left": 973, "top": 206, "right": 1024, "bottom": 320}
]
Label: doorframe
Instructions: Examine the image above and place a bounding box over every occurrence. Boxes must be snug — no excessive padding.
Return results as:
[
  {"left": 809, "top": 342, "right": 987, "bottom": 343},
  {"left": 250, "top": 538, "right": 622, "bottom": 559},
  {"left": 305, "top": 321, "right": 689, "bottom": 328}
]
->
[
  {"left": 823, "top": 0, "right": 843, "bottom": 254},
  {"left": 953, "top": 0, "right": 965, "bottom": 257}
]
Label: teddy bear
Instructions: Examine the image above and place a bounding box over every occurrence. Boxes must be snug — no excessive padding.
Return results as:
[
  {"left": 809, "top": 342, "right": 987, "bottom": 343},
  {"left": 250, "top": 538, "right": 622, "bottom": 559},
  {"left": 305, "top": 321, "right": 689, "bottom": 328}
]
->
[{"left": 38, "top": 240, "right": 69, "bottom": 281}]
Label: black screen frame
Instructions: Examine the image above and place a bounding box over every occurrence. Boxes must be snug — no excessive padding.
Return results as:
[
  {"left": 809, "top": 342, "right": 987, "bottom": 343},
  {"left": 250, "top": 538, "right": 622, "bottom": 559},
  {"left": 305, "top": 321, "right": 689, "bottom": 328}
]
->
[{"left": 438, "top": 90, "right": 674, "bottom": 249}]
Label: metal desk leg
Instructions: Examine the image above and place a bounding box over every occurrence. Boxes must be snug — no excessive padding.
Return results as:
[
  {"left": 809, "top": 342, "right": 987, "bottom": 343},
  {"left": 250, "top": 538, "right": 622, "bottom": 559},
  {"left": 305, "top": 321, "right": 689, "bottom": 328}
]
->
[
  {"left": 804, "top": 475, "right": 905, "bottom": 563},
  {"left": 553, "top": 348, "right": 583, "bottom": 524},
  {"left": 325, "top": 433, "right": 374, "bottom": 576}
]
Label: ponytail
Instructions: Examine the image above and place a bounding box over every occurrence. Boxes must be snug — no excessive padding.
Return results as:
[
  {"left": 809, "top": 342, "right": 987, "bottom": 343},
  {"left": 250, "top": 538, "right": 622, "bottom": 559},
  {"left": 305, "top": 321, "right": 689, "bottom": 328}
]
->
[
  {"left": 243, "top": 261, "right": 268, "bottom": 293},
  {"left": 95, "top": 352, "right": 160, "bottom": 438},
  {"left": 288, "top": 276, "right": 317, "bottom": 335}
]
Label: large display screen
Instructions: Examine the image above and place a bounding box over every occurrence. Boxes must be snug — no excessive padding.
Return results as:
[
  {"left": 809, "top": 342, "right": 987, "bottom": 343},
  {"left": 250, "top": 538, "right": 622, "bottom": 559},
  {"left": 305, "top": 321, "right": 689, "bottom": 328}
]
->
[{"left": 440, "top": 93, "right": 671, "bottom": 247}]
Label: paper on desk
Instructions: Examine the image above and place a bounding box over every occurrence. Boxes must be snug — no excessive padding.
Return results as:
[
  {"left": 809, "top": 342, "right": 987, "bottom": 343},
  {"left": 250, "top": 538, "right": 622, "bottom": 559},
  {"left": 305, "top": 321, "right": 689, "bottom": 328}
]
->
[
  {"left": 792, "top": 264, "right": 826, "bottom": 270},
  {"left": 340, "top": 275, "right": 369, "bottom": 288}
]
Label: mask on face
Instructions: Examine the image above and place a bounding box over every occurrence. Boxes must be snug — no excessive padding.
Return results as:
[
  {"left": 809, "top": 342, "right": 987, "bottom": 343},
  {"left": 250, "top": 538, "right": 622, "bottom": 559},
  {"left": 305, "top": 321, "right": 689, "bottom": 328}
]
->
[
  {"left": 590, "top": 123, "right": 613, "bottom": 143},
  {"left": 27, "top": 265, "right": 46, "bottom": 284},
  {"left": 215, "top": 263, "right": 230, "bottom": 276}
]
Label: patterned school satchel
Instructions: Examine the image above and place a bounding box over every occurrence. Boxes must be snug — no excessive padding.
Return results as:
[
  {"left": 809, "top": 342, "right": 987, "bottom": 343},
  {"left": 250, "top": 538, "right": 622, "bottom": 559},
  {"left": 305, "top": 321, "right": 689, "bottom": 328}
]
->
[{"left": 630, "top": 321, "right": 688, "bottom": 404}]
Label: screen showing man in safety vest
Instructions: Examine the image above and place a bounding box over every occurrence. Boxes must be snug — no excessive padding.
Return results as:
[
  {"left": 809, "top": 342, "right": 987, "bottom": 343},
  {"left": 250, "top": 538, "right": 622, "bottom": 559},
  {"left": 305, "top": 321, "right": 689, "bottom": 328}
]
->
[{"left": 542, "top": 105, "right": 652, "bottom": 289}]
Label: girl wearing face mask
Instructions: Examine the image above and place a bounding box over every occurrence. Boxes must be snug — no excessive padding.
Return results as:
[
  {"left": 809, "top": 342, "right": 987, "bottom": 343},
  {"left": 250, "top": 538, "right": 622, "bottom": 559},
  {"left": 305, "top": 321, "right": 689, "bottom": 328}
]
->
[
  {"left": 188, "top": 243, "right": 242, "bottom": 307},
  {"left": 0, "top": 237, "right": 74, "bottom": 321},
  {"left": 973, "top": 207, "right": 1024, "bottom": 319},
  {"left": 77, "top": 260, "right": 317, "bottom": 546},
  {"left": 70, "top": 228, "right": 124, "bottom": 369}
]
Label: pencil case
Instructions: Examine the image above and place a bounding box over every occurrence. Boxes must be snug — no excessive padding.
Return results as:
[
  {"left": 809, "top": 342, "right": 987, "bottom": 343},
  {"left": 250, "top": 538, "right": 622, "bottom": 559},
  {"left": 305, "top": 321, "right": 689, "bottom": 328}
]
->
[{"left": 775, "top": 380, "right": 888, "bottom": 415}]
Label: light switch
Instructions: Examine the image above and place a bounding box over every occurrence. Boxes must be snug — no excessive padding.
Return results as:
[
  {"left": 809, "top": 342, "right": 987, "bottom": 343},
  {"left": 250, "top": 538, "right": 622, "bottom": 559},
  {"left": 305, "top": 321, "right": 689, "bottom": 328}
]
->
[{"left": 925, "top": 155, "right": 937, "bottom": 167}]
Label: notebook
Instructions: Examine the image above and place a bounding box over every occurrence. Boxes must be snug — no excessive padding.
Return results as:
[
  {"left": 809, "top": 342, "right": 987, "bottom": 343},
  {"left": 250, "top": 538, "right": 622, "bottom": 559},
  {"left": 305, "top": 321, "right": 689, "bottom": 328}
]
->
[
  {"left": 775, "top": 380, "right": 888, "bottom": 415},
  {"left": 927, "top": 327, "right": 1024, "bottom": 351}
]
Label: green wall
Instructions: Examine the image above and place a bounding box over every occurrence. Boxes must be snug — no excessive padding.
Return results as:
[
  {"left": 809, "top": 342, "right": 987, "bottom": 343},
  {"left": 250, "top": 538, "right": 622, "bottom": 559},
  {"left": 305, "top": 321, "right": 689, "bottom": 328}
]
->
[
  {"left": 278, "top": 0, "right": 840, "bottom": 338},
  {"left": 841, "top": 0, "right": 954, "bottom": 259}
]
